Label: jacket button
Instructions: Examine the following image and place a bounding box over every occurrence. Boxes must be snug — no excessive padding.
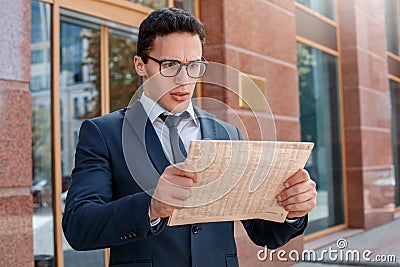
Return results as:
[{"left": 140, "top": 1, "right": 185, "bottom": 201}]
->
[
  {"left": 133, "top": 230, "right": 140, "bottom": 238},
  {"left": 192, "top": 225, "right": 199, "bottom": 234}
]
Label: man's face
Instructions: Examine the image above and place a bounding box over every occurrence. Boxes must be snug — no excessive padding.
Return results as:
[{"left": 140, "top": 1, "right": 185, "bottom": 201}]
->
[{"left": 134, "top": 32, "right": 202, "bottom": 113}]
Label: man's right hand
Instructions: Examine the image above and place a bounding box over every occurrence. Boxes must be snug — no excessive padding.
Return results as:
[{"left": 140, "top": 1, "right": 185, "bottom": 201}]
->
[{"left": 149, "top": 163, "right": 198, "bottom": 221}]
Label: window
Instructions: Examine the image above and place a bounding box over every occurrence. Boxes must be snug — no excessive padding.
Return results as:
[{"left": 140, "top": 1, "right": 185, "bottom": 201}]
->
[
  {"left": 109, "top": 29, "right": 141, "bottom": 112},
  {"left": 31, "top": 76, "right": 44, "bottom": 91},
  {"left": 174, "top": 0, "right": 194, "bottom": 13},
  {"left": 296, "top": 0, "right": 336, "bottom": 21},
  {"left": 60, "top": 15, "right": 103, "bottom": 266},
  {"left": 73, "top": 97, "right": 79, "bottom": 118},
  {"left": 120, "top": 0, "right": 167, "bottom": 9},
  {"left": 31, "top": 0, "right": 54, "bottom": 262},
  {"left": 32, "top": 50, "right": 44, "bottom": 64},
  {"left": 60, "top": 23, "right": 86, "bottom": 84},
  {"left": 297, "top": 42, "right": 345, "bottom": 233},
  {"left": 31, "top": 0, "right": 51, "bottom": 43},
  {"left": 390, "top": 80, "right": 400, "bottom": 206},
  {"left": 385, "top": 0, "right": 400, "bottom": 55}
]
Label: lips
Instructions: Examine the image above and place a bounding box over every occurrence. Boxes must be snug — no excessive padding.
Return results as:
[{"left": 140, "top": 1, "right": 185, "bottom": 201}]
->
[{"left": 170, "top": 91, "right": 190, "bottom": 101}]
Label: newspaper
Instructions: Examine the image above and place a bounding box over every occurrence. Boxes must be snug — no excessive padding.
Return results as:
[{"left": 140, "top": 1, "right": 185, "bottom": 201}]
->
[{"left": 168, "top": 140, "right": 314, "bottom": 226}]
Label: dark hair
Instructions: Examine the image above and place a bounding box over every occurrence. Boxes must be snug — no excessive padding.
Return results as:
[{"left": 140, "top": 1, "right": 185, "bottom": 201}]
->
[{"left": 137, "top": 7, "right": 205, "bottom": 62}]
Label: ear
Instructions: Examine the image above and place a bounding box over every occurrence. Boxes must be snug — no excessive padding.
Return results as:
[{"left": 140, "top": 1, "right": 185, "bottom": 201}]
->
[{"left": 134, "top": 55, "right": 147, "bottom": 77}]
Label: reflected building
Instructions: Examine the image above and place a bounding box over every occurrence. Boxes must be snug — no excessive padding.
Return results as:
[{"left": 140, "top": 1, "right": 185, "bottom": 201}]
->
[{"left": 59, "top": 25, "right": 100, "bottom": 177}]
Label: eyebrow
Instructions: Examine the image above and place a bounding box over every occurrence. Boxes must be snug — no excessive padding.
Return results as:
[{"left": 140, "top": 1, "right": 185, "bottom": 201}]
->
[{"left": 160, "top": 57, "right": 203, "bottom": 62}]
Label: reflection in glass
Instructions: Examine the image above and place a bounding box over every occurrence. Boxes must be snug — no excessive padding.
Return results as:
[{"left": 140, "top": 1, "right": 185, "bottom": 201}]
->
[
  {"left": 174, "top": 0, "right": 194, "bottom": 14},
  {"left": 389, "top": 80, "right": 400, "bottom": 206},
  {"left": 31, "top": 0, "right": 54, "bottom": 260},
  {"left": 297, "top": 42, "right": 344, "bottom": 233},
  {"left": 60, "top": 19, "right": 104, "bottom": 266},
  {"left": 109, "top": 30, "right": 141, "bottom": 112},
  {"left": 296, "top": 0, "right": 336, "bottom": 21},
  {"left": 121, "top": 0, "right": 166, "bottom": 9},
  {"left": 385, "top": 0, "right": 400, "bottom": 55}
]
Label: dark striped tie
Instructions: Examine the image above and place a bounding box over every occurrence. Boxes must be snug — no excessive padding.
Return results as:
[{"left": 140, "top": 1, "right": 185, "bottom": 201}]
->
[{"left": 159, "top": 112, "right": 189, "bottom": 163}]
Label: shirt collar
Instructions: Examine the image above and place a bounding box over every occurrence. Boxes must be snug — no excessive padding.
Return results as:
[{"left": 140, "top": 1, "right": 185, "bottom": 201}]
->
[{"left": 140, "top": 93, "right": 198, "bottom": 126}]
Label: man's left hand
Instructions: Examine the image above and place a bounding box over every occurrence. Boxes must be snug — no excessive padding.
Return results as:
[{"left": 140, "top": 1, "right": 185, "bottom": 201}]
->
[{"left": 277, "top": 169, "right": 317, "bottom": 219}]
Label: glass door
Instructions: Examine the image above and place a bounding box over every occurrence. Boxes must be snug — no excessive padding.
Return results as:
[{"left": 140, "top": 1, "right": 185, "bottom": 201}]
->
[
  {"left": 60, "top": 13, "right": 104, "bottom": 267},
  {"left": 59, "top": 9, "right": 141, "bottom": 266}
]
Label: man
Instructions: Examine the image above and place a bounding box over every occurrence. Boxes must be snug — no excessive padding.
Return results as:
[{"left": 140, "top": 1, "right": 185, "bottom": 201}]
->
[{"left": 62, "top": 7, "right": 317, "bottom": 267}]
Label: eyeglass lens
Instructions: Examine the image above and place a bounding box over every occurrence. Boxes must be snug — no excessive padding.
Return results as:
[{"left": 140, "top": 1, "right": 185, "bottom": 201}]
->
[{"left": 160, "top": 61, "right": 207, "bottom": 78}]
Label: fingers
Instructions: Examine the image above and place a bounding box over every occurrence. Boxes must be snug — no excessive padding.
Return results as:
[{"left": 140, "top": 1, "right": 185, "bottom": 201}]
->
[
  {"left": 150, "top": 186, "right": 190, "bottom": 219},
  {"left": 279, "top": 195, "right": 317, "bottom": 212},
  {"left": 161, "top": 164, "right": 198, "bottom": 188},
  {"left": 162, "top": 173, "right": 195, "bottom": 188},
  {"left": 164, "top": 164, "right": 198, "bottom": 183},
  {"left": 155, "top": 174, "right": 193, "bottom": 203},
  {"left": 277, "top": 179, "right": 316, "bottom": 202},
  {"left": 277, "top": 187, "right": 316, "bottom": 206},
  {"left": 149, "top": 198, "right": 175, "bottom": 220},
  {"left": 277, "top": 188, "right": 317, "bottom": 219},
  {"left": 276, "top": 169, "right": 317, "bottom": 218},
  {"left": 150, "top": 164, "right": 198, "bottom": 219},
  {"left": 283, "top": 169, "right": 310, "bottom": 188}
]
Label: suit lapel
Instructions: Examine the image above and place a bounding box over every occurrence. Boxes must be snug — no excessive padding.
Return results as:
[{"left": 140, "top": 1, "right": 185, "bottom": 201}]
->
[
  {"left": 145, "top": 120, "right": 170, "bottom": 174},
  {"left": 194, "top": 106, "right": 232, "bottom": 140},
  {"left": 194, "top": 106, "right": 218, "bottom": 140},
  {"left": 124, "top": 101, "right": 148, "bottom": 146},
  {"left": 124, "top": 101, "right": 170, "bottom": 174}
]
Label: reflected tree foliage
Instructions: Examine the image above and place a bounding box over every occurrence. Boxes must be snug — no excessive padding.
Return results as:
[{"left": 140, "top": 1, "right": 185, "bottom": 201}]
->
[
  {"left": 297, "top": 42, "right": 315, "bottom": 89},
  {"left": 297, "top": 42, "right": 316, "bottom": 143},
  {"left": 109, "top": 35, "right": 141, "bottom": 111},
  {"left": 85, "top": 31, "right": 141, "bottom": 114}
]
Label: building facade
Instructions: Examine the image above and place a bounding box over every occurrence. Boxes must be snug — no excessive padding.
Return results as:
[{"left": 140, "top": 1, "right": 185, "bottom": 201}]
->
[{"left": 0, "top": 0, "right": 399, "bottom": 266}]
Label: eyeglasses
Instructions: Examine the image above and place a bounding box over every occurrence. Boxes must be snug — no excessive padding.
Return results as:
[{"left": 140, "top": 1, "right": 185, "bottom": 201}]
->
[{"left": 140, "top": 54, "right": 208, "bottom": 78}]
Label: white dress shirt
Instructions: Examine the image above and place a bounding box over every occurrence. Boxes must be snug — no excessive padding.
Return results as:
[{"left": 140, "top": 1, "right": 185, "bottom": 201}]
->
[{"left": 140, "top": 93, "right": 202, "bottom": 164}]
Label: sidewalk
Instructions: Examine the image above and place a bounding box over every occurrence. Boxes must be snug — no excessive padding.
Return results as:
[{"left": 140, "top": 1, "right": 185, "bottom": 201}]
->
[{"left": 293, "top": 217, "right": 400, "bottom": 267}]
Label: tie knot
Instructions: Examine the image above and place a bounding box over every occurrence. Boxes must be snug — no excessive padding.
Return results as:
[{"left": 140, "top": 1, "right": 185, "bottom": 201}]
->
[{"left": 159, "top": 111, "right": 190, "bottom": 129}]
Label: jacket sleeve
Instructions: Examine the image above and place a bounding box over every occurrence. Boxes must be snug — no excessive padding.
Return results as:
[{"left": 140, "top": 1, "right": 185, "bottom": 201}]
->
[
  {"left": 62, "top": 119, "right": 162, "bottom": 251},
  {"left": 241, "top": 216, "right": 307, "bottom": 249}
]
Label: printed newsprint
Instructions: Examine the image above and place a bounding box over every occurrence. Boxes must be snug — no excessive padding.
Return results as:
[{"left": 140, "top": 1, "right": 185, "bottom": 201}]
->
[{"left": 168, "top": 140, "right": 314, "bottom": 226}]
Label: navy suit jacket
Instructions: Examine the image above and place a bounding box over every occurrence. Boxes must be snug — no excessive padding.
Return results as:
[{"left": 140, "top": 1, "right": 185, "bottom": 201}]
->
[{"left": 62, "top": 101, "right": 307, "bottom": 267}]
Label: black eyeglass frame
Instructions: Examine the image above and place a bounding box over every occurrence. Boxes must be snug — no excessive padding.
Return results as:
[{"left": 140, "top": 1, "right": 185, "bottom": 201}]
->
[{"left": 140, "top": 53, "right": 208, "bottom": 78}]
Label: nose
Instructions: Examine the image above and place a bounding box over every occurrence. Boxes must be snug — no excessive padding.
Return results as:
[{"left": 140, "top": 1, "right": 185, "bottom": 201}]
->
[{"left": 174, "top": 65, "right": 191, "bottom": 85}]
